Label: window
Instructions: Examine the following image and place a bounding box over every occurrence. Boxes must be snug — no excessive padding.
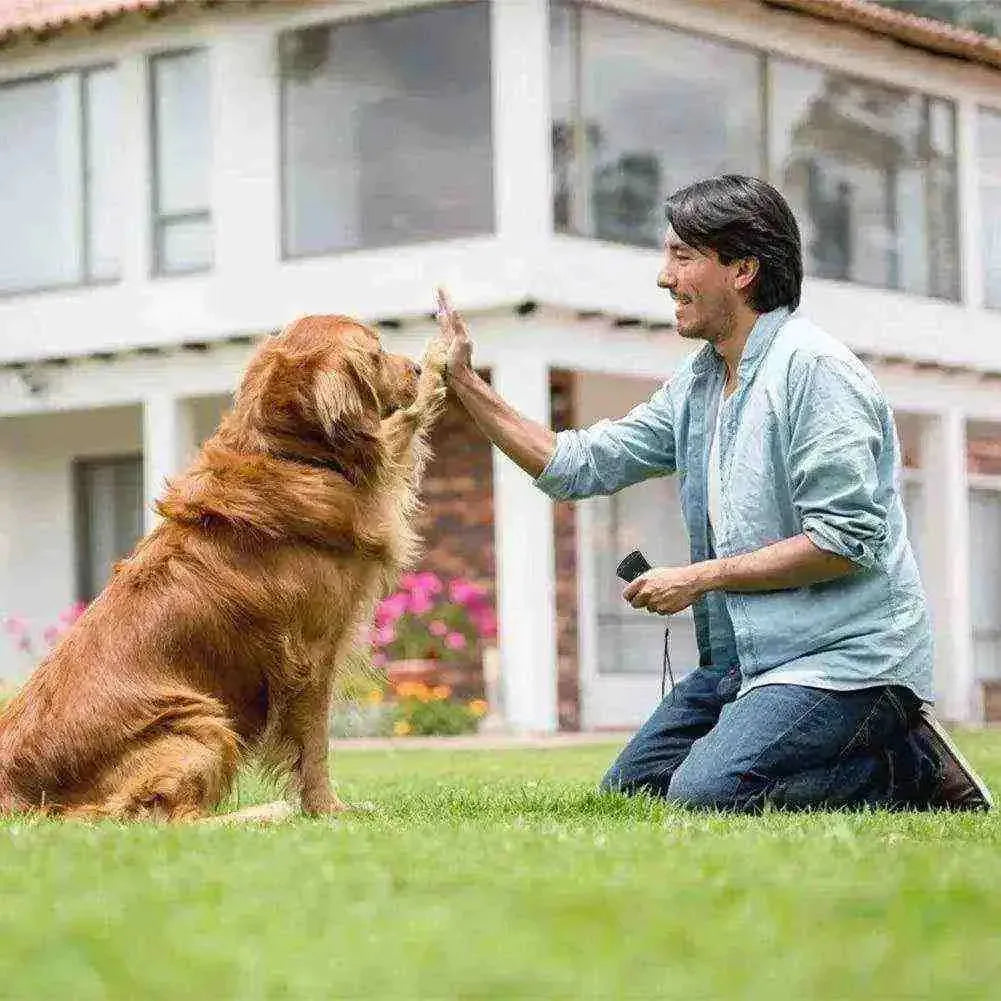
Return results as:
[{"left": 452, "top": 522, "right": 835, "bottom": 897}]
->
[
  {"left": 550, "top": 4, "right": 763, "bottom": 247},
  {"left": 970, "top": 488, "right": 1001, "bottom": 681},
  {"left": 73, "top": 456, "right": 143, "bottom": 603},
  {"left": 0, "top": 66, "right": 120, "bottom": 294},
  {"left": 280, "top": 2, "right": 493, "bottom": 256},
  {"left": 770, "top": 60, "right": 959, "bottom": 299},
  {"left": 591, "top": 479, "right": 699, "bottom": 677},
  {"left": 980, "top": 108, "right": 1001, "bottom": 310},
  {"left": 150, "top": 50, "right": 213, "bottom": 274}
]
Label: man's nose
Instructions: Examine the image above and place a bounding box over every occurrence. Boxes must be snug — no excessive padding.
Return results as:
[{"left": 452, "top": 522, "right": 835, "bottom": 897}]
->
[{"left": 657, "top": 268, "right": 676, "bottom": 290}]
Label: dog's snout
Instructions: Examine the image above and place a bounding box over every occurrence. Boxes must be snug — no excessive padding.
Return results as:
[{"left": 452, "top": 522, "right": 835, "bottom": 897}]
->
[{"left": 413, "top": 362, "right": 422, "bottom": 377}]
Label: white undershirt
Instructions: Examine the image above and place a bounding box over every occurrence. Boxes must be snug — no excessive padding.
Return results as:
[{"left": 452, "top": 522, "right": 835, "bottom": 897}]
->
[{"left": 708, "top": 396, "right": 726, "bottom": 544}]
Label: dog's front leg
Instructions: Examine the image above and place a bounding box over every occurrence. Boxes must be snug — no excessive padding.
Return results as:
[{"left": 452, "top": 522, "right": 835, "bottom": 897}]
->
[
  {"left": 281, "top": 684, "right": 349, "bottom": 815},
  {"left": 381, "top": 335, "right": 449, "bottom": 466}
]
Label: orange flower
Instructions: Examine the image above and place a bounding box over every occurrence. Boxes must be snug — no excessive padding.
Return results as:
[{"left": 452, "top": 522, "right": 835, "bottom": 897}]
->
[
  {"left": 366, "top": 689, "right": 384, "bottom": 705},
  {"left": 468, "top": 699, "right": 488, "bottom": 717},
  {"left": 393, "top": 720, "right": 412, "bottom": 736},
  {"left": 431, "top": 685, "right": 452, "bottom": 701}
]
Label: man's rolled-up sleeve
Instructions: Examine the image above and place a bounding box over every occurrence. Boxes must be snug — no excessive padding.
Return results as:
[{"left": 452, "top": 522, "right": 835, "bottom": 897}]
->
[
  {"left": 534, "top": 383, "right": 676, "bottom": 501},
  {"left": 788, "top": 356, "right": 889, "bottom": 570}
]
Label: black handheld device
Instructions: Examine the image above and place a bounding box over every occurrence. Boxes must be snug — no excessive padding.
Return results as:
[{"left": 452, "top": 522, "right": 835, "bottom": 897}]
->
[
  {"left": 615, "top": 550, "right": 652, "bottom": 583},
  {"left": 615, "top": 550, "right": 674, "bottom": 700}
]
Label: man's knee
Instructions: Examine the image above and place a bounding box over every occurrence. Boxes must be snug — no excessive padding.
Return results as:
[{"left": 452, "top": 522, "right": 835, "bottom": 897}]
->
[
  {"left": 599, "top": 760, "right": 672, "bottom": 798},
  {"left": 666, "top": 760, "right": 749, "bottom": 812}
]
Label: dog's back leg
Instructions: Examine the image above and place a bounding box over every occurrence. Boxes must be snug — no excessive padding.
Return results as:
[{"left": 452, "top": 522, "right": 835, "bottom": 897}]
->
[{"left": 70, "top": 708, "right": 242, "bottom": 823}]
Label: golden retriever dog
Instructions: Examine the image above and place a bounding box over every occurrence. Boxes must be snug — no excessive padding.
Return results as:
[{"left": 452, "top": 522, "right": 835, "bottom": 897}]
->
[{"left": 0, "top": 316, "right": 448, "bottom": 821}]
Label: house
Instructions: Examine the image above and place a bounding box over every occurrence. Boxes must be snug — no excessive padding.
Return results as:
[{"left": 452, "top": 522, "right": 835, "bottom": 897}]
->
[{"left": 1, "top": 0, "right": 1000, "bottom": 731}]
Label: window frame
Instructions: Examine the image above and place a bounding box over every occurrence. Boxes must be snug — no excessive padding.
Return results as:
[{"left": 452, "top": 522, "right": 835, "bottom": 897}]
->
[
  {"left": 277, "top": 1, "right": 495, "bottom": 261},
  {"left": 0, "top": 61, "right": 119, "bottom": 298},
  {"left": 148, "top": 46, "right": 213, "bottom": 277}
]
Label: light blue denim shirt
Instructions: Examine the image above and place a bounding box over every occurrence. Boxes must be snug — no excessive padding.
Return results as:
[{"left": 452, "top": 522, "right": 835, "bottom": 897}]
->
[{"left": 536, "top": 307, "right": 934, "bottom": 702}]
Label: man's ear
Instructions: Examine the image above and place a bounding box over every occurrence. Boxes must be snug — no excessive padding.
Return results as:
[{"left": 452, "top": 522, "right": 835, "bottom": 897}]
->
[{"left": 733, "top": 256, "right": 760, "bottom": 294}]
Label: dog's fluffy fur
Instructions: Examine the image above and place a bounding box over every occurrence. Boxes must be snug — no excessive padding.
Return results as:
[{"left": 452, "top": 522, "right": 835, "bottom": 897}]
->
[{"left": 0, "top": 315, "right": 448, "bottom": 821}]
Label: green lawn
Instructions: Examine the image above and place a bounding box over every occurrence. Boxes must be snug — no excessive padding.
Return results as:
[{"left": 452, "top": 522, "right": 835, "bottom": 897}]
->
[{"left": 2, "top": 733, "right": 1001, "bottom": 1001}]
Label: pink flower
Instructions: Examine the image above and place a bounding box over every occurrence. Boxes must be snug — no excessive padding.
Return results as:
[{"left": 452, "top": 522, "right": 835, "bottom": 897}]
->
[
  {"left": 449, "top": 579, "right": 488, "bottom": 607},
  {"left": 373, "top": 623, "right": 396, "bottom": 647},
  {"left": 429, "top": 619, "right": 448, "bottom": 637},
  {"left": 471, "top": 608, "right": 498, "bottom": 639},
  {"left": 376, "top": 592, "right": 409, "bottom": 625},
  {"left": 445, "top": 632, "right": 467, "bottom": 650},
  {"left": 412, "top": 572, "right": 443, "bottom": 595},
  {"left": 60, "top": 602, "right": 86, "bottom": 624},
  {"left": 4, "top": 616, "right": 27, "bottom": 635},
  {"left": 409, "top": 590, "right": 433, "bottom": 615},
  {"left": 42, "top": 626, "right": 59, "bottom": 646}
]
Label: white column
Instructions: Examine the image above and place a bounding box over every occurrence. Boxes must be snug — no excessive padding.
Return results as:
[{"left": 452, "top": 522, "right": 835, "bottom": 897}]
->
[
  {"left": 143, "top": 394, "right": 196, "bottom": 532},
  {"left": 490, "top": 0, "right": 552, "bottom": 252},
  {"left": 490, "top": 354, "right": 558, "bottom": 732},
  {"left": 957, "top": 98, "right": 984, "bottom": 311},
  {"left": 920, "top": 410, "right": 977, "bottom": 721}
]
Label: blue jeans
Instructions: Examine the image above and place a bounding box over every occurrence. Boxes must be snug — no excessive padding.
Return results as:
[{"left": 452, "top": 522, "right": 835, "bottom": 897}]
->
[{"left": 601, "top": 664, "right": 940, "bottom": 812}]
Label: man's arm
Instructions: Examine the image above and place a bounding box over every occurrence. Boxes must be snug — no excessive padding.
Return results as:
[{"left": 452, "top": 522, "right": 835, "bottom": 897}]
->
[
  {"left": 435, "top": 288, "right": 676, "bottom": 499},
  {"left": 623, "top": 534, "right": 857, "bottom": 615},
  {"left": 447, "top": 365, "right": 556, "bottom": 480}
]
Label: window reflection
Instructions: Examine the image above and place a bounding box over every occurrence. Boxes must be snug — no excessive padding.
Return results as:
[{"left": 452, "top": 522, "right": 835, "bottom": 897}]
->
[
  {"left": 770, "top": 61, "right": 959, "bottom": 299},
  {"left": 281, "top": 3, "right": 493, "bottom": 256},
  {"left": 980, "top": 108, "right": 1001, "bottom": 310},
  {"left": 551, "top": 3, "right": 763, "bottom": 247}
]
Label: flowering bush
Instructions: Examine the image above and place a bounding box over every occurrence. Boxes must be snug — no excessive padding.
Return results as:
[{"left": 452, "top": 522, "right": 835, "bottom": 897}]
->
[
  {"left": 389, "top": 682, "right": 488, "bottom": 737},
  {"left": 2, "top": 602, "right": 86, "bottom": 660},
  {"left": 369, "top": 573, "right": 497, "bottom": 667}
]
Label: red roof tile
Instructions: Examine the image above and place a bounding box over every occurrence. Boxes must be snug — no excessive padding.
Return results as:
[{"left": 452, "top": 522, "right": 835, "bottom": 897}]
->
[
  {"left": 0, "top": 0, "right": 185, "bottom": 40},
  {"left": 764, "top": 0, "right": 1001, "bottom": 71}
]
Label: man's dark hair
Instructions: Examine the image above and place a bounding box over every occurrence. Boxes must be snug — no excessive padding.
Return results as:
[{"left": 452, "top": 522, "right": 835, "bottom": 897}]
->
[{"left": 664, "top": 175, "right": 803, "bottom": 312}]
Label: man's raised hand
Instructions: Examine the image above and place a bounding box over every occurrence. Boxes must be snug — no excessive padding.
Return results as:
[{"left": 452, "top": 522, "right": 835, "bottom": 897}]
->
[{"left": 434, "top": 287, "right": 474, "bottom": 386}]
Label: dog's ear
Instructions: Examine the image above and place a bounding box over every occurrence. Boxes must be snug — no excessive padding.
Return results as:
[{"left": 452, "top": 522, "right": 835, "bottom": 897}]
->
[{"left": 313, "top": 366, "right": 385, "bottom": 486}]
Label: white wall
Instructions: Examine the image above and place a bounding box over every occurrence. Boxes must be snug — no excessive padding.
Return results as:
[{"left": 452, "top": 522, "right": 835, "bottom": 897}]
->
[{"left": 0, "top": 406, "right": 141, "bottom": 681}]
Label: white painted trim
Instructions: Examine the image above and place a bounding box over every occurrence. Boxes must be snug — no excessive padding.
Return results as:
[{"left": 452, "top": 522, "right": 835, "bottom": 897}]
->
[{"left": 489, "top": 350, "right": 558, "bottom": 732}]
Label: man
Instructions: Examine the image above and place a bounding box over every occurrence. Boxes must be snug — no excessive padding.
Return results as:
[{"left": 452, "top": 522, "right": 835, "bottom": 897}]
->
[{"left": 435, "top": 174, "right": 992, "bottom": 813}]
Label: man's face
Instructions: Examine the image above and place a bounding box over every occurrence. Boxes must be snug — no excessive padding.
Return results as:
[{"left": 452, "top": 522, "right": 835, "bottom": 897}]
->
[{"left": 656, "top": 227, "right": 742, "bottom": 342}]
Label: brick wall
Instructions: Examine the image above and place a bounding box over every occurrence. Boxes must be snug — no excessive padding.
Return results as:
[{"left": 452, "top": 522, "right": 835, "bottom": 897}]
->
[{"left": 409, "top": 370, "right": 581, "bottom": 729}]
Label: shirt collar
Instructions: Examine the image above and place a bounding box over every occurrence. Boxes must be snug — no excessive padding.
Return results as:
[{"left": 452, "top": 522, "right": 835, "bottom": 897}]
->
[{"left": 691, "top": 306, "right": 792, "bottom": 379}]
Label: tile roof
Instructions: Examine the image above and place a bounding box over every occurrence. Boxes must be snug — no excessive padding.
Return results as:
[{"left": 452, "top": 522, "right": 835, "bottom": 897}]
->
[
  {"left": 0, "top": 0, "right": 999, "bottom": 73},
  {"left": 763, "top": 0, "right": 1001, "bottom": 71},
  {"left": 0, "top": 0, "right": 186, "bottom": 41}
]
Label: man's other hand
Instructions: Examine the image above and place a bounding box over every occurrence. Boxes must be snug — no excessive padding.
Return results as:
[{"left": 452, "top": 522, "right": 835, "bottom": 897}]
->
[
  {"left": 623, "top": 565, "right": 709, "bottom": 615},
  {"left": 435, "top": 287, "right": 474, "bottom": 386}
]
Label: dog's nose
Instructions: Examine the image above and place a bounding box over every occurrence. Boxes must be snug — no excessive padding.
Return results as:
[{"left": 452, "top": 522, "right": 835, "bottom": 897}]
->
[{"left": 413, "top": 362, "right": 422, "bottom": 376}]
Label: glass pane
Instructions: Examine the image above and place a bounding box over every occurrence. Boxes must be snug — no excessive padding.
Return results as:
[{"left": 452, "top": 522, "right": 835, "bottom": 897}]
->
[
  {"left": 980, "top": 108, "right": 1001, "bottom": 310},
  {"left": 158, "top": 216, "right": 213, "bottom": 272},
  {"left": 281, "top": 2, "right": 493, "bottom": 255},
  {"left": 0, "top": 73, "right": 82, "bottom": 292},
  {"left": 550, "top": 2, "right": 576, "bottom": 233},
  {"left": 970, "top": 488, "right": 1001, "bottom": 680},
  {"left": 591, "top": 478, "right": 699, "bottom": 676},
  {"left": 770, "top": 60, "right": 959, "bottom": 299},
  {"left": 152, "top": 50, "right": 212, "bottom": 217},
  {"left": 554, "top": 7, "right": 761, "bottom": 246},
  {"left": 84, "top": 67, "right": 121, "bottom": 281},
  {"left": 77, "top": 458, "right": 142, "bottom": 602}
]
